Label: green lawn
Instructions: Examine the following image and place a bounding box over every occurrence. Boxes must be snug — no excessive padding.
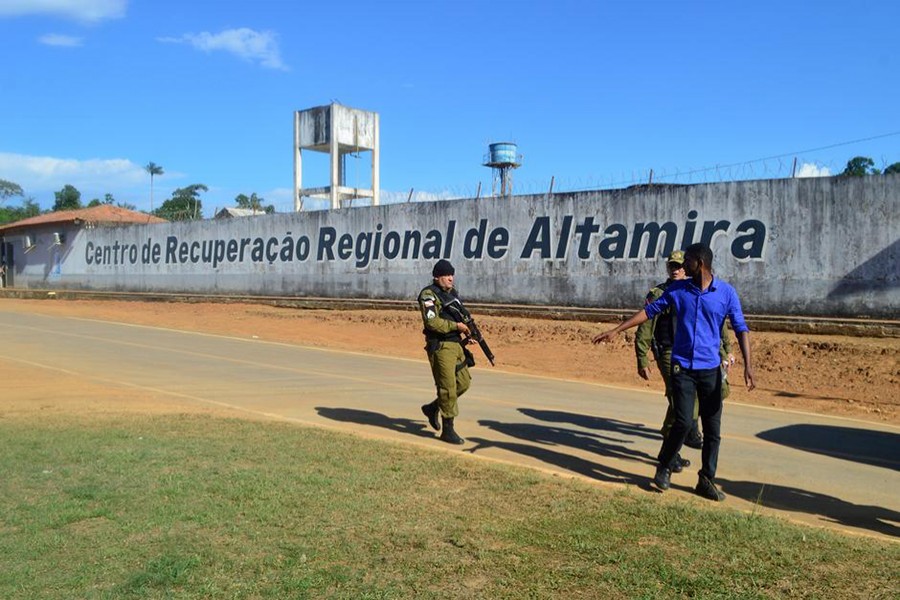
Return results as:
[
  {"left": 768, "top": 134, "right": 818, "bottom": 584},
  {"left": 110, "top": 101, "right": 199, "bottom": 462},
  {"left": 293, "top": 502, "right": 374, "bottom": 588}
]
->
[{"left": 1, "top": 414, "right": 896, "bottom": 599}]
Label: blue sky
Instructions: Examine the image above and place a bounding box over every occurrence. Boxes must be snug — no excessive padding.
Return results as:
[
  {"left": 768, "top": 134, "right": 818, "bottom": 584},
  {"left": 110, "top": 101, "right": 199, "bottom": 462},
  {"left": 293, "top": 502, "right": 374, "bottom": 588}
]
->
[{"left": 1, "top": 0, "right": 898, "bottom": 216}]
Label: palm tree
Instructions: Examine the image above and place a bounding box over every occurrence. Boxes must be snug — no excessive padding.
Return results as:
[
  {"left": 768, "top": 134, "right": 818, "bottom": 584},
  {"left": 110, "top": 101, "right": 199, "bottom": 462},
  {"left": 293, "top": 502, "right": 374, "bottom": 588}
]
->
[{"left": 145, "top": 162, "right": 164, "bottom": 212}]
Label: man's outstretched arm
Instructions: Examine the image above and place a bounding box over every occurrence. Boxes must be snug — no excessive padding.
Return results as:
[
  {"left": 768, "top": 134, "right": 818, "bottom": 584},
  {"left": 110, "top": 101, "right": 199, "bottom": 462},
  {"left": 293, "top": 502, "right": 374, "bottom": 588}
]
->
[{"left": 591, "top": 309, "right": 650, "bottom": 344}]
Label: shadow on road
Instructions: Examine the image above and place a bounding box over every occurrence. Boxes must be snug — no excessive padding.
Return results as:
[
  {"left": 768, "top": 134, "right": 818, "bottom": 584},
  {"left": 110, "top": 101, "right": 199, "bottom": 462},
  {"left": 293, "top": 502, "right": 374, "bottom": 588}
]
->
[
  {"left": 477, "top": 418, "right": 658, "bottom": 465},
  {"left": 465, "top": 409, "right": 663, "bottom": 488},
  {"left": 719, "top": 478, "right": 900, "bottom": 538},
  {"left": 465, "top": 435, "right": 653, "bottom": 488},
  {"left": 519, "top": 408, "right": 662, "bottom": 441},
  {"left": 757, "top": 424, "right": 900, "bottom": 471},
  {"left": 315, "top": 406, "right": 658, "bottom": 489},
  {"left": 313, "top": 405, "right": 900, "bottom": 535},
  {"left": 315, "top": 407, "right": 435, "bottom": 439}
]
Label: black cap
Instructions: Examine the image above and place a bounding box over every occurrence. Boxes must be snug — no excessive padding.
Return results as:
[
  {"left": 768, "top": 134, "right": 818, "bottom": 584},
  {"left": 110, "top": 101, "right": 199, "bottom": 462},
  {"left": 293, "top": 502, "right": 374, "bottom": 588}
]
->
[{"left": 432, "top": 259, "right": 455, "bottom": 277}]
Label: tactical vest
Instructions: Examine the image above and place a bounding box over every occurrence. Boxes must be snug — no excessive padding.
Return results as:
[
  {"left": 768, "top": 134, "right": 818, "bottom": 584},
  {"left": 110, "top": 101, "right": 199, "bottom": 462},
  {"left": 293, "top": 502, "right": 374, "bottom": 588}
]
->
[
  {"left": 423, "top": 284, "right": 464, "bottom": 343},
  {"left": 651, "top": 280, "right": 676, "bottom": 351}
]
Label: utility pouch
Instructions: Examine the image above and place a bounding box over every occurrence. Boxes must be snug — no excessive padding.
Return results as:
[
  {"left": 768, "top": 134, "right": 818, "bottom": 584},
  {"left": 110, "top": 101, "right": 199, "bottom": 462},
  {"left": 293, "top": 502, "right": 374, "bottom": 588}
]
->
[{"left": 463, "top": 347, "right": 476, "bottom": 368}]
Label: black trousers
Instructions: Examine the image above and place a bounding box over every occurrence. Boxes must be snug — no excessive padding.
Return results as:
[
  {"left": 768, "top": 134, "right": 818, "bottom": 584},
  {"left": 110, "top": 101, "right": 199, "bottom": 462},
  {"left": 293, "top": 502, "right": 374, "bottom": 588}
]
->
[{"left": 657, "top": 364, "right": 723, "bottom": 480}]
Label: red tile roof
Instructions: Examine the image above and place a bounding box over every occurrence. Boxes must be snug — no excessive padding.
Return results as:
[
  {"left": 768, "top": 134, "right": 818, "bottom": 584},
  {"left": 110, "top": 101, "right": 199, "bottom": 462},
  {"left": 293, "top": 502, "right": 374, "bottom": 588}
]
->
[{"left": 0, "top": 205, "right": 167, "bottom": 233}]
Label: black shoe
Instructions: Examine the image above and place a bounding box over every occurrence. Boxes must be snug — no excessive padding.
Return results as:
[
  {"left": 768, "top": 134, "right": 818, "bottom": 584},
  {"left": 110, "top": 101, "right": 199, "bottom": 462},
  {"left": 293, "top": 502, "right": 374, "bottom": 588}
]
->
[
  {"left": 439, "top": 417, "right": 465, "bottom": 445},
  {"left": 672, "top": 454, "right": 691, "bottom": 474},
  {"left": 695, "top": 475, "right": 726, "bottom": 501},
  {"left": 684, "top": 430, "right": 703, "bottom": 450},
  {"left": 653, "top": 466, "right": 671, "bottom": 491},
  {"left": 421, "top": 401, "right": 441, "bottom": 431}
]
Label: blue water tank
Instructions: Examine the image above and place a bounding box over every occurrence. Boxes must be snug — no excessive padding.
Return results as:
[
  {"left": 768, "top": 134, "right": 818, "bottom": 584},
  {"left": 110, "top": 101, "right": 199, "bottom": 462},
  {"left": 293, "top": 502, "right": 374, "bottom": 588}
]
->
[{"left": 488, "top": 142, "right": 518, "bottom": 165}]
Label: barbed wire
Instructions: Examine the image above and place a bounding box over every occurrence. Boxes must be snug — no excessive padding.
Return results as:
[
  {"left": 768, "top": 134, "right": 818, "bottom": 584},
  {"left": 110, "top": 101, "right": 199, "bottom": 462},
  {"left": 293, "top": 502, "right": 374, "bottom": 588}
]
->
[
  {"left": 410, "top": 131, "right": 900, "bottom": 199},
  {"left": 267, "top": 131, "right": 900, "bottom": 212}
]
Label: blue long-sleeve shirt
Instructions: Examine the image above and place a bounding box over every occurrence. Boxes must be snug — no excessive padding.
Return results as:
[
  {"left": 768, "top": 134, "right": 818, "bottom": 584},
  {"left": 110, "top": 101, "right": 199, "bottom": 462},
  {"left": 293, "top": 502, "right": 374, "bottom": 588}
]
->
[{"left": 644, "top": 276, "right": 749, "bottom": 370}]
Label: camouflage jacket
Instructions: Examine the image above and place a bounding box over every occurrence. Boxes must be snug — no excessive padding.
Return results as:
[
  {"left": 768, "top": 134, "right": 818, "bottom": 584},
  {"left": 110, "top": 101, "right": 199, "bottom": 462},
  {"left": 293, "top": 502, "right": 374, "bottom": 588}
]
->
[{"left": 418, "top": 283, "right": 463, "bottom": 343}]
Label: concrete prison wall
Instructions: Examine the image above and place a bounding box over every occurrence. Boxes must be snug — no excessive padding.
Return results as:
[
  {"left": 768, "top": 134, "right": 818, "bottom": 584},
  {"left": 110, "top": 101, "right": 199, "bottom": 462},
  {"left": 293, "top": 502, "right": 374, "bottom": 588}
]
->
[{"left": 3, "top": 175, "right": 897, "bottom": 318}]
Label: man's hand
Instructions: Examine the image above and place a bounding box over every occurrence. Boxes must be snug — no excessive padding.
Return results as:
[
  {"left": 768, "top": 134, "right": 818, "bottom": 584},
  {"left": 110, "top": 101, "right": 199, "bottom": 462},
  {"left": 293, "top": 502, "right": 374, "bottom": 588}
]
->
[
  {"left": 723, "top": 353, "right": 736, "bottom": 373},
  {"left": 456, "top": 322, "right": 471, "bottom": 336},
  {"left": 744, "top": 366, "right": 756, "bottom": 391},
  {"left": 638, "top": 367, "right": 652, "bottom": 380},
  {"left": 591, "top": 330, "right": 617, "bottom": 344},
  {"left": 591, "top": 311, "right": 647, "bottom": 345}
]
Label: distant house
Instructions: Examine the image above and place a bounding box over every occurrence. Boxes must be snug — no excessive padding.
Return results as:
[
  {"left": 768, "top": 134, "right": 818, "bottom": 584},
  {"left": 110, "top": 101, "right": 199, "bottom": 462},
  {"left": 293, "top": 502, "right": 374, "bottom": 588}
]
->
[
  {"left": 214, "top": 207, "right": 269, "bottom": 219},
  {"left": 0, "top": 205, "right": 166, "bottom": 288}
]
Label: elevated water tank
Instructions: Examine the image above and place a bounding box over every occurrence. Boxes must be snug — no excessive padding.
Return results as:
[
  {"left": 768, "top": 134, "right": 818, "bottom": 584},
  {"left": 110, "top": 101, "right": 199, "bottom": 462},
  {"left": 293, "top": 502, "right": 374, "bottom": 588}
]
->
[
  {"left": 482, "top": 141, "right": 522, "bottom": 198},
  {"left": 484, "top": 142, "right": 520, "bottom": 166}
]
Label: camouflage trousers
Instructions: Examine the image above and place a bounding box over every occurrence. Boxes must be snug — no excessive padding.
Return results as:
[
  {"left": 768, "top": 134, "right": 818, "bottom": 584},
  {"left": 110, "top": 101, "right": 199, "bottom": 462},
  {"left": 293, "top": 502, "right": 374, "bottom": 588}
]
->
[{"left": 428, "top": 341, "right": 471, "bottom": 418}]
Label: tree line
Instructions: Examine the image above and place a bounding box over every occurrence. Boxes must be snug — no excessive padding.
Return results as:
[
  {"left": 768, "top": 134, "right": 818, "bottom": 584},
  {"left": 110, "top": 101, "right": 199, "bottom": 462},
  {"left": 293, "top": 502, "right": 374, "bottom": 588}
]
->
[
  {"left": 839, "top": 156, "right": 900, "bottom": 176},
  {"left": 0, "top": 160, "right": 274, "bottom": 226}
]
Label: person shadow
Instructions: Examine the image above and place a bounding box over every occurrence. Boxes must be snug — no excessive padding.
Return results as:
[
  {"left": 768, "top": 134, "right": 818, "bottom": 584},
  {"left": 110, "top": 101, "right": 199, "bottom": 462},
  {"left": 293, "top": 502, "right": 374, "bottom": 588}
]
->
[
  {"left": 717, "top": 478, "right": 900, "bottom": 538},
  {"left": 465, "top": 409, "right": 665, "bottom": 489},
  {"left": 475, "top": 417, "right": 659, "bottom": 465},
  {"left": 465, "top": 434, "right": 653, "bottom": 488},
  {"left": 315, "top": 407, "right": 435, "bottom": 439},
  {"left": 518, "top": 408, "right": 663, "bottom": 441},
  {"left": 315, "top": 405, "right": 660, "bottom": 489},
  {"left": 315, "top": 407, "right": 897, "bottom": 536},
  {"left": 757, "top": 424, "right": 900, "bottom": 471}
]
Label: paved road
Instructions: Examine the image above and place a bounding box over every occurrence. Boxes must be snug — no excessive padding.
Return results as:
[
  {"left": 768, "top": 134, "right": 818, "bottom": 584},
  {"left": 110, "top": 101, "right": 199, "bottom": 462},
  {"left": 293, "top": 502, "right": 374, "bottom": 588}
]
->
[{"left": 2, "top": 310, "right": 898, "bottom": 541}]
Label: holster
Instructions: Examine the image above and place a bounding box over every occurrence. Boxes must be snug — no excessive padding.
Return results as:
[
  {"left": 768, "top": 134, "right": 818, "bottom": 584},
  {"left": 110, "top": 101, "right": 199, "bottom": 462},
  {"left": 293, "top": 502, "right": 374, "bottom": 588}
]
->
[
  {"left": 463, "top": 347, "right": 476, "bottom": 368},
  {"left": 425, "top": 337, "right": 441, "bottom": 354}
]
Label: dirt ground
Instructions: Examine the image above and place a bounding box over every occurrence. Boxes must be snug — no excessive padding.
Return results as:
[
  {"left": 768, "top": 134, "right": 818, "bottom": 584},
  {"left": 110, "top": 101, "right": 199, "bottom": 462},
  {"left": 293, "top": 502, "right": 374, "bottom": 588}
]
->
[{"left": 4, "top": 298, "right": 898, "bottom": 426}]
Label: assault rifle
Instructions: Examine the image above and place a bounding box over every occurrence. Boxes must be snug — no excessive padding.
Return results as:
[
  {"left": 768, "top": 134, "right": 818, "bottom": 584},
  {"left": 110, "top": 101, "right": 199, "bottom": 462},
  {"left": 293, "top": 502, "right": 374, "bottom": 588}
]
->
[{"left": 443, "top": 298, "right": 496, "bottom": 366}]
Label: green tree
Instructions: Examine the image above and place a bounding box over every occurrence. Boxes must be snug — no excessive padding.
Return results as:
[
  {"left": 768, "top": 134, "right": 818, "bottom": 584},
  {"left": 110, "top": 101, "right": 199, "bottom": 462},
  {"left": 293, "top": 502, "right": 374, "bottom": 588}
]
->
[
  {"left": 53, "top": 184, "right": 83, "bottom": 211},
  {"left": 88, "top": 193, "right": 117, "bottom": 207},
  {"left": 145, "top": 161, "right": 164, "bottom": 212},
  {"left": 1, "top": 179, "right": 24, "bottom": 202},
  {"left": 153, "top": 184, "right": 206, "bottom": 221},
  {"left": 840, "top": 156, "right": 880, "bottom": 176},
  {"left": 0, "top": 198, "right": 42, "bottom": 225},
  {"left": 884, "top": 162, "right": 900, "bottom": 175},
  {"left": 235, "top": 192, "right": 275, "bottom": 214}
]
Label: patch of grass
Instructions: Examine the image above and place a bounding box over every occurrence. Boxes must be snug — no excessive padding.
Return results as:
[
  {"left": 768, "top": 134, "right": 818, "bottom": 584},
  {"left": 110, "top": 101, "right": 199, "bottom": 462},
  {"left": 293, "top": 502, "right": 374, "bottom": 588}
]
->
[
  {"left": 0, "top": 413, "right": 897, "bottom": 599},
  {"left": 120, "top": 553, "right": 200, "bottom": 593}
]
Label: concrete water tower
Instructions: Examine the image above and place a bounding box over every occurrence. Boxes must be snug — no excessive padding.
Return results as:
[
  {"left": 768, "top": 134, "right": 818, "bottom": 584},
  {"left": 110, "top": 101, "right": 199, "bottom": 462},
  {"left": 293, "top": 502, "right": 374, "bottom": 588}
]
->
[
  {"left": 293, "top": 103, "right": 380, "bottom": 210},
  {"left": 483, "top": 142, "right": 522, "bottom": 198}
]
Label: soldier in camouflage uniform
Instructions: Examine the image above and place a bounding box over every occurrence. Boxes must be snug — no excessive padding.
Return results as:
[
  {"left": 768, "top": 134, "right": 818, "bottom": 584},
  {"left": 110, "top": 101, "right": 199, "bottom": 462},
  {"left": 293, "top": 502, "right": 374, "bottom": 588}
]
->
[
  {"left": 418, "top": 260, "right": 472, "bottom": 444},
  {"left": 635, "top": 251, "right": 733, "bottom": 468}
]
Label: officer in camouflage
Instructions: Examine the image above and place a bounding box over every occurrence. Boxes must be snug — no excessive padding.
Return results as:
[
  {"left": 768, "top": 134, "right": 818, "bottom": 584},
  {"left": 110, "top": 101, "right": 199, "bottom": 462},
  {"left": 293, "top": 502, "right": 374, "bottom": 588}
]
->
[{"left": 418, "top": 259, "right": 472, "bottom": 444}]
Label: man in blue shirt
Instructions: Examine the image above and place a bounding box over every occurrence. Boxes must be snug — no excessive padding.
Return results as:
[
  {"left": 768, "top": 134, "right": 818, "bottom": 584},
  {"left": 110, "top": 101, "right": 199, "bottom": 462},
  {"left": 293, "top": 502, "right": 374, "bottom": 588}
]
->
[{"left": 592, "top": 243, "right": 755, "bottom": 501}]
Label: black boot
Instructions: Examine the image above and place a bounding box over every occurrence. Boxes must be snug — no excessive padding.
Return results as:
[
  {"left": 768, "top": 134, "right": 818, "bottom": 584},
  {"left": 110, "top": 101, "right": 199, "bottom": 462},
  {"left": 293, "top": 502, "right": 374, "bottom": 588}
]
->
[
  {"left": 421, "top": 400, "right": 441, "bottom": 431},
  {"left": 672, "top": 454, "right": 691, "bottom": 473},
  {"left": 439, "top": 417, "right": 465, "bottom": 445},
  {"left": 695, "top": 474, "right": 726, "bottom": 501},
  {"left": 653, "top": 465, "right": 671, "bottom": 491}
]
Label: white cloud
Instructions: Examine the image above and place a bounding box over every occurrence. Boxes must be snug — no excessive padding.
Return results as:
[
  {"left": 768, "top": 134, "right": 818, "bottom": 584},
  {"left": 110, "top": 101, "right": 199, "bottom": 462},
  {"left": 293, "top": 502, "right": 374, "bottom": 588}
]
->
[
  {"left": 39, "top": 33, "right": 83, "bottom": 47},
  {"left": 265, "top": 187, "right": 295, "bottom": 211},
  {"left": 796, "top": 163, "right": 831, "bottom": 178},
  {"left": 0, "top": 0, "right": 126, "bottom": 23},
  {"left": 0, "top": 152, "right": 147, "bottom": 193},
  {"left": 159, "top": 28, "right": 289, "bottom": 71}
]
